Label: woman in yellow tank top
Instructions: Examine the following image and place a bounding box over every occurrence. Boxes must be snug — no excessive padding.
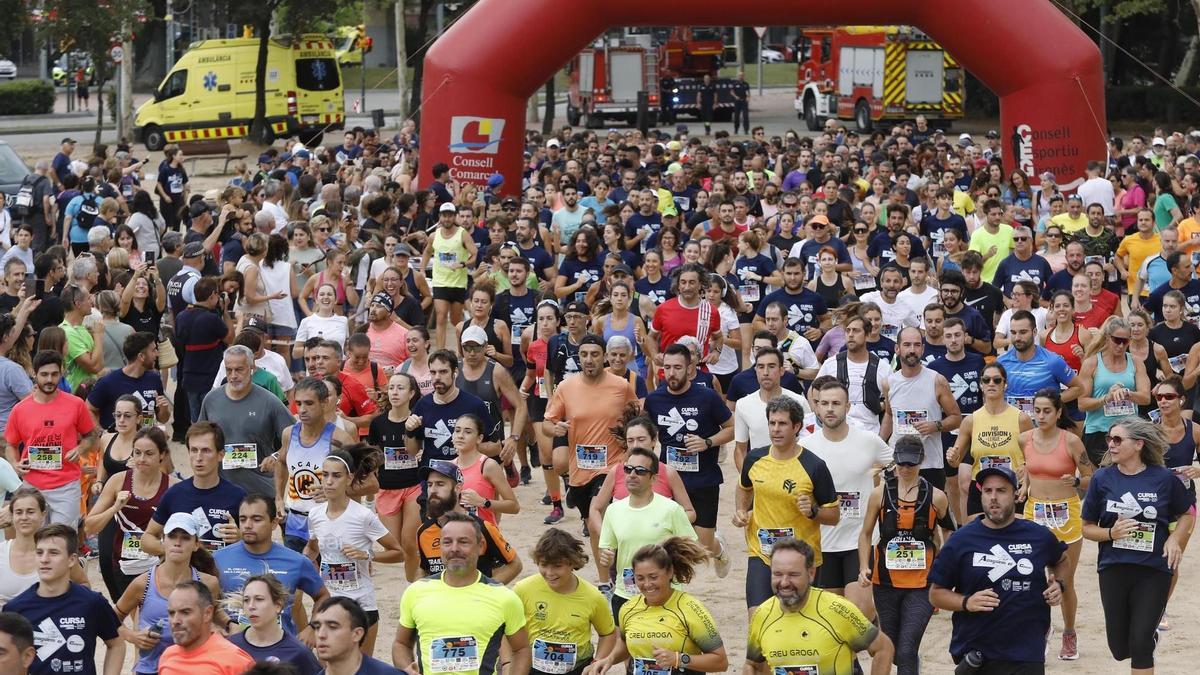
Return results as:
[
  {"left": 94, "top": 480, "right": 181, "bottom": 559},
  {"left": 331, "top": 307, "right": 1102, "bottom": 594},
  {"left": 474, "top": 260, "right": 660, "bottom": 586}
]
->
[{"left": 947, "top": 362, "right": 1034, "bottom": 519}]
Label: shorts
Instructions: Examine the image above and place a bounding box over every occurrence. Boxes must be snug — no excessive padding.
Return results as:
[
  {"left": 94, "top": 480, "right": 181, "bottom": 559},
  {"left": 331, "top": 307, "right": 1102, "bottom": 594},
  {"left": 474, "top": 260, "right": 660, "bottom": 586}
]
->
[
  {"left": 533, "top": 660, "right": 592, "bottom": 675},
  {"left": 267, "top": 323, "right": 296, "bottom": 340},
  {"left": 737, "top": 310, "right": 756, "bottom": 324},
  {"left": 376, "top": 485, "right": 421, "bottom": 517},
  {"left": 30, "top": 481, "right": 81, "bottom": 528},
  {"left": 746, "top": 556, "right": 773, "bottom": 608},
  {"left": 918, "top": 467, "right": 947, "bottom": 492},
  {"left": 1082, "top": 431, "right": 1108, "bottom": 468},
  {"left": 529, "top": 396, "right": 548, "bottom": 423},
  {"left": 1022, "top": 495, "right": 1082, "bottom": 544},
  {"left": 433, "top": 286, "right": 468, "bottom": 303},
  {"left": 365, "top": 609, "right": 380, "bottom": 628},
  {"left": 687, "top": 485, "right": 721, "bottom": 529},
  {"left": 565, "top": 474, "right": 607, "bottom": 519},
  {"left": 815, "top": 549, "right": 859, "bottom": 589},
  {"left": 610, "top": 594, "right": 629, "bottom": 620}
]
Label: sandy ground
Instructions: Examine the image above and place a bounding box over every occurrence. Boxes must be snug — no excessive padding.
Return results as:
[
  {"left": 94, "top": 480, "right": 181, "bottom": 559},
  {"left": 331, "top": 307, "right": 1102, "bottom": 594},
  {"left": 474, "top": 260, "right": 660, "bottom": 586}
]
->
[{"left": 85, "top": 433, "right": 1199, "bottom": 674}]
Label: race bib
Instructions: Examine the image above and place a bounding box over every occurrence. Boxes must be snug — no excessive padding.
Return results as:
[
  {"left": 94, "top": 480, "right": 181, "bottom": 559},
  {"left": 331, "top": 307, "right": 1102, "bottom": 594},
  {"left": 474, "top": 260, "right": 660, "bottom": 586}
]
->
[
  {"left": 879, "top": 323, "right": 900, "bottom": 341},
  {"left": 222, "top": 443, "right": 258, "bottom": 470},
  {"left": 575, "top": 444, "right": 607, "bottom": 471},
  {"left": 120, "top": 530, "right": 148, "bottom": 560},
  {"left": 168, "top": 174, "right": 183, "bottom": 193},
  {"left": 739, "top": 284, "right": 761, "bottom": 303},
  {"left": 852, "top": 273, "right": 876, "bottom": 290},
  {"left": 1172, "top": 467, "right": 1193, "bottom": 488},
  {"left": 512, "top": 323, "right": 526, "bottom": 342},
  {"left": 666, "top": 446, "right": 699, "bottom": 473},
  {"left": 773, "top": 667, "right": 819, "bottom": 675},
  {"left": 536, "top": 376, "right": 549, "bottom": 400},
  {"left": 1149, "top": 409, "right": 1162, "bottom": 424},
  {"left": 884, "top": 539, "right": 927, "bottom": 570},
  {"left": 28, "top": 446, "right": 62, "bottom": 471},
  {"left": 437, "top": 252, "right": 458, "bottom": 265},
  {"left": 622, "top": 567, "right": 637, "bottom": 594},
  {"left": 757, "top": 527, "right": 794, "bottom": 556},
  {"left": 384, "top": 447, "right": 418, "bottom": 471},
  {"left": 1113, "top": 521, "right": 1156, "bottom": 553},
  {"left": 1169, "top": 353, "right": 1187, "bottom": 373},
  {"left": 1103, "top": 399, "right": 1136, "bottom": 417},
  {"left": 838, "top": 491, "right": 862, "bottom": 519},
  {"left": 1006, "top": 395, "right": 1037, "bottom": 426},
  {"left": 894, "top": 410, "right": 928, "bottom": 436},
  {"left": 632, "top": 658, "right": 671, "bottom": 675},
  {"left": 320, "top": 561, "right": 361, "bottom": 592},
  {"left": 532, "top": 640, "right": 577, "bottom": 674},
  {"left": 932, "top": 241, "right": 948, "bottom": 259},
  {"left": 430, "top": 636, "right": 480, "bottom": 672},
  {"left": 979, "top": 455, "right": 1013, "bottom": 472},
  {"left": 1032, "top": 500, "right": 1071, "bottom": 529}
]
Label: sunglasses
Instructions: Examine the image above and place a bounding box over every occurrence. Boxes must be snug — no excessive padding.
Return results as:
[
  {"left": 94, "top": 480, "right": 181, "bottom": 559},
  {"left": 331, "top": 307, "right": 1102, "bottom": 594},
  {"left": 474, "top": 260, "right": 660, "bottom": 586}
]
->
[
  {"left": 810, "top": 222, "right": 826, "bottom": 229},
  {"left": 854, "top": 228, "right": 868, "bottom": 234},
  {"left": 316, "top": 227, "right": 331, "bottom": 232},
  {"left": 1045, "top": 232, "right": 1062, "bottom": 237},
  {"left": 1155, "top": 392, "right": 1180, "bottom": 401},
  {"left": 1106, "top": 434, "right": 1127, "bottom": 446},
  {"left": 980, "top": 376, "right": 1005, "bottom": 384},
  {"left": 1012, "top": 236, "right": 1030, "bottom": 242},
  {"left": 622, "top": 464, "right": 653, "bottom": 476},
  {"left": 1110, "top": 336, "right": 1130, "bottom": 345}
]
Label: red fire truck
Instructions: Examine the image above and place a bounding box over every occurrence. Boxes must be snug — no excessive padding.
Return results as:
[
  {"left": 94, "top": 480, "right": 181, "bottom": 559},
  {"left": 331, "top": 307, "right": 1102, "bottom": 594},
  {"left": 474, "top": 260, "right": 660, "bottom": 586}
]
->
[
  {"left": 566, "top": 27, "right": 737, "bottom": 128},
  {"left": 794, "top": 26, "right": 964, "bottom": 132}
]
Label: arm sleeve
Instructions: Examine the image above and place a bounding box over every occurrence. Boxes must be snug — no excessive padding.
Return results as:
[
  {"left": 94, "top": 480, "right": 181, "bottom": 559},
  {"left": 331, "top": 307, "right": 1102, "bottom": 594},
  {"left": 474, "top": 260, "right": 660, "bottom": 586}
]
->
[
  {"left": 829, "top": 596, "right": 877, "bottom": 652},
  {"left": 545, "top": 387, "right": 565, "bottom": 423},
  {"left": 745, "top": 607, "right": 765, "bottom": 663},
  {"left": 181, "top": 276, "right": 198, "bottom": 305},
  {"left": 598, "top": 504, "right": 618, "bottom": 550},
  {"left": 94, "top": 595, "right": 122, "bottom": 640},
  {"left": 74, "top": 397, "right": 96, "bottom": 437}
]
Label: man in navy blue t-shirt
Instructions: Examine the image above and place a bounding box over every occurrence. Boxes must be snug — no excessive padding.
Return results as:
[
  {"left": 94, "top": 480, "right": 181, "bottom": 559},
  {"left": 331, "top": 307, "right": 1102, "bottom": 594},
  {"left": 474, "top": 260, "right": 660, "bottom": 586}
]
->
[
  {"left": 3, "top": 524, "right": 123, "bottom": 675},
  {"left": 929, "top": 467, "right": 1068, "bottom": 670},
  {"left": 1144, "top": 250, "right": 1200, "bottom": 322},
  {"left": 868, "top": 203, "right": 927, "bottom": 267},
  {"left": 644, "top": 345, "right": 734, "bottom": 575},
  {"left": 754, "top": 259, "right": 830, "bottom": 345},
  {"left": 86, "top": 331, "right": 171, "bottom": 429},
  {"left": 993, "top": 226, "right": 1053, "bottom": 297},
  {"left": 141, "top": 421, "right": 246, "bottom": 553},
  {"left": 920, "top": 187, "right": 970, "bottom": 259},
  {"left": 406, "top": 350, "right": 497, "bottom": 466}
]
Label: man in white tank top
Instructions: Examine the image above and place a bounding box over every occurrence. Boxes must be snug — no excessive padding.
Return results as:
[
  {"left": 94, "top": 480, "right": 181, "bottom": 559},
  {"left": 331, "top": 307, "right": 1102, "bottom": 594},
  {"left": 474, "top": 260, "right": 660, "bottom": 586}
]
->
[
  {"left": 881, "top": 327, "right": 963, "bottom": 492},
  {"left": 275, "top": 378, "right": 357, "bottom": 552}
]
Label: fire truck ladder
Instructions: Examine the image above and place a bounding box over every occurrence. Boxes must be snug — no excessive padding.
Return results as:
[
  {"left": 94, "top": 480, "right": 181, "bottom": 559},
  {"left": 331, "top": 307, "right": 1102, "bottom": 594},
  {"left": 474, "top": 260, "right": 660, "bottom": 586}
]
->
[{"left": 643, "top": 47, "right": 659, "bottom": 94}]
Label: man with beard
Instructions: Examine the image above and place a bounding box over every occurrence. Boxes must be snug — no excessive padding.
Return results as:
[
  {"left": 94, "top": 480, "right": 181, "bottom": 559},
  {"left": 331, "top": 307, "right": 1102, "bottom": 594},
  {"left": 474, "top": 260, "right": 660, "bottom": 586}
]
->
[
  {"left": 1043, "top": 240, "right": 1087, "bottom": 300},
  {"left": 214, "top": 495, "right": 328, "bottom": 636},
  {"left": 408, "top": 460, "right": 521, "bottom": 582},
  {"left": 929, "top": 466, "right": 1069, "bottom": 673},
  {"left": 744, "top": 538, "right": 894, "bottom": 675},
  {"left": 881, "top": 328, "right": 962, "bottom": 492},
  {"left": 938, "top": 270, "right": 992, "bottom": 355},
  {"left": 644, "top": 344, "right": 733, "bottom": 577},
  {"left": 406, "top": 350, "right": 499, "bottom": 470},
  {"left": 156, "top": 581, "right": 255, "bottom": 674},
  {"left": 815, "top": 315, "right": 892, "bottom": 435},
  {"left": 597, "top": 447, "right": 696, "bottom": 615},
  {"left": 754, "top": 258, "right": 830, "bottom": 347},
  {"left": 4, "top": 351, "right": 98, "bottom": 526},
  {"left": 995, "top": 312, "right": 1083, "bottom": 413},
  {"left": 860, "top": 267, "right": 921, "bottom": 342},
  {"left": 396, "top": 511, "right": 531, "bottom": 675},
  {"left": 928, "top": 318, "right": 986, "bottom": 525},
  {"left": 649, "top": 265, "right": 725, "bottom": 368}
]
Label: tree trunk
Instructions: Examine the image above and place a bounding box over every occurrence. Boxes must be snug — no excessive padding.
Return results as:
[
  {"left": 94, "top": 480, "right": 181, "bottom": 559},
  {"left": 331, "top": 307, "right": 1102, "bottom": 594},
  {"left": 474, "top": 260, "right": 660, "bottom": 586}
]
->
[
  {"left": 408, "top": 0, "right": 433, "bottom": 125},
  {"left": 1177, "top": 0, "right": 1200, "bottom": 87},
  {"left": 395, "top": 0, "right": 408, "bottom": 118},
  {"left": 94, "top": 78, "right": 106, "bottom": 147},
  {"left": 542, "top": 76, "right": 554, "bottom": 134},
  {"left": 249, "top": 17, "right": 273, "bottom": 143}
]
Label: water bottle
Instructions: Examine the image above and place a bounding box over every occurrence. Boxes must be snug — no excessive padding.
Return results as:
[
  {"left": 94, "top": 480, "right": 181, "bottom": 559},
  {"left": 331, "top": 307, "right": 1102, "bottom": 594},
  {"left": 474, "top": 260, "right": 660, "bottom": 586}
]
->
[{"left": 954, "top": 650, "right": 984, "bottom": 674}]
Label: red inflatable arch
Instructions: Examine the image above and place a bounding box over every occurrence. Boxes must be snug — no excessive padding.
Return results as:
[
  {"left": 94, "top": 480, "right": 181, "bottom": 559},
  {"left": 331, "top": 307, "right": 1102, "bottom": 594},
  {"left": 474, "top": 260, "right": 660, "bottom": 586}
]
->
[{"left": 420, "top": 0, "right": 1105, "bottom": 193}]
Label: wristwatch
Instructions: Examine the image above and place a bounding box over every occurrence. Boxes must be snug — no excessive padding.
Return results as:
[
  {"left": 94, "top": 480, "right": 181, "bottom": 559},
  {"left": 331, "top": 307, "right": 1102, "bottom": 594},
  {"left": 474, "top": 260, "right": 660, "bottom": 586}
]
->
[
  {"left": 483, "top": 499, "right": 493, "bottom": 509},
  {"left": 679, "top": 653, "right": 691, "bottom": 667},
  {"left": 935, "top": 420, "right": 943, "bottom": 432},
  {"left": 704, "top": 437, "right": 713, "bottom": 449}
]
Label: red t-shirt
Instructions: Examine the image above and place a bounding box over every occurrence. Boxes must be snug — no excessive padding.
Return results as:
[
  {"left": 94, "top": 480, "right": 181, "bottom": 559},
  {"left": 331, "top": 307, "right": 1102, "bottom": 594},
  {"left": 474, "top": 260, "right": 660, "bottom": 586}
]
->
[
  {"left": 4, "top": 392, "right": 95, "bottom": 490},
  {"left": 652, "top": 298, "right": 723, "bottom": 358},
  {"left": 1092, "top": 289, "right": 1120, "bottom": 318},
  {"left": 705, "top": 221, "right": 748, "bottom": 243},
  {"left": 290, "top": 372, "right": 380, "bottom": 431}
]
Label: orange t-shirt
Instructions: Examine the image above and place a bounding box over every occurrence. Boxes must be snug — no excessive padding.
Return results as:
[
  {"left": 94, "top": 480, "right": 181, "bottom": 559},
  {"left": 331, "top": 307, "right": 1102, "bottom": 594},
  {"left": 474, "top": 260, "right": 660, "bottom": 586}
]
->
[
  {"left": 158, "top": 632, "right": 255, "bottom": 675},
  {"left": 545, "top": 372, "right": 638, "bottom": 487}
]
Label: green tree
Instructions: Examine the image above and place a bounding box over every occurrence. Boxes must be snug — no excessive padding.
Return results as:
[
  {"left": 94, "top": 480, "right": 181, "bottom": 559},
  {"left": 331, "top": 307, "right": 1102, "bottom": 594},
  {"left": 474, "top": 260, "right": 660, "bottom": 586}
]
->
[
  {"left": 229, "top": 0, "right": 352, "bottom": 144},
  {"left": 39, "top": 0, "right": 148, "bottom": 143}
]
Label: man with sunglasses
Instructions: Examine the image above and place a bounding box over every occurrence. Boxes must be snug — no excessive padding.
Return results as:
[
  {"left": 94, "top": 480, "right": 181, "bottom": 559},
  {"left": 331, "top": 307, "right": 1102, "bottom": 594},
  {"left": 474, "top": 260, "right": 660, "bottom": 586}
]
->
[
  {"left": 993, "top": 226, "right": 1052, "bottom": 299},
  {"left": 597, "top": 447, "right": 696, "bottom": 615},
  {"left": 792, "top": 214, "right": 851, "bottom": 281}
]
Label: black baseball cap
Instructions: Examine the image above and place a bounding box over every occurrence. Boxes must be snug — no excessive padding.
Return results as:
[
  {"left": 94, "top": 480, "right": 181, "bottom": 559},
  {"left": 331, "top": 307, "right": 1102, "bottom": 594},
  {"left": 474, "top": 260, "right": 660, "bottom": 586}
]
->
[
  {"left": 976, "top": 465, "right": 1019, "bottom": 489},
  {"left": 894, "top": 436, "right": 925, "bottom": 466},
  {"left": 187, "top": 200, "right": 211, "bottom": 219},
  {"left": 563, "top": 301, "right": 589, "bottom": 316},
  {"left": 181, "top": 242, "right": 205, "bottom": 259},
  {"left": 418, "top": 459, "right": 462, "bottom": 484}
]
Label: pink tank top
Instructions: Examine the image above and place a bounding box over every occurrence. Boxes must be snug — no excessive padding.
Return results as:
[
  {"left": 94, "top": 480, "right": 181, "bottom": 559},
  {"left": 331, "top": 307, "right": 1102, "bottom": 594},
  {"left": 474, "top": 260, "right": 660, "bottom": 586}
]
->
[{"left": 458, "top": 454, "right": 498, "bottom": 524}]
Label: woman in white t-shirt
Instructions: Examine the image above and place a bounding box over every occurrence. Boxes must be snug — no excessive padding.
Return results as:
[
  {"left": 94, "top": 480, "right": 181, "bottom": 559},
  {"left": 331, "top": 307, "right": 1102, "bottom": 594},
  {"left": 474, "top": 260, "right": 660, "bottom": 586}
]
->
[
  {"left": 292, "top": 283, "right": 349, "bottom": 359},
  {"left": 236, "top": 233, "right": 284, "bottom": 321},
  {"left": 126, "top": 191, "right": 165, "bottom": 257},
  {"left": 261, "top": 234, "right": 299, "bottom": 359},
  {"left": 0, "top": 487, "right": 88, "bottom": 603},
  {"left": 305, "top": 449, "right": 402, "bottom": 655},
  {"left": 704, "top": 274, "right": 745, "bottom": 392}
]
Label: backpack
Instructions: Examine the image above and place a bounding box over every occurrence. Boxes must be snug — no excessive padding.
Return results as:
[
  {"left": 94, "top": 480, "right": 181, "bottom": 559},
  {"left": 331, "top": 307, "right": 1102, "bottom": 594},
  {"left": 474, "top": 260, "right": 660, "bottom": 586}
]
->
[
  {"left": 835, "top": 351, "right": 883, "bottom": 418},
  {"left": 75, "top": 194, "right": 101, "bottom": 230},
  {"left": 12, "top": 175, "right": 44, "bottom": 219}
]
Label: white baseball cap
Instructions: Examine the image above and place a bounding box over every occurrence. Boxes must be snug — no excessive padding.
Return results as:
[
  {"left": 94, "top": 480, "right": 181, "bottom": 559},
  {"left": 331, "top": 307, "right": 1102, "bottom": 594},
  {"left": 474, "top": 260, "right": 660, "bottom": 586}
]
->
[{"left": 461, "top": 325, "right": 488, "bottom": 346}]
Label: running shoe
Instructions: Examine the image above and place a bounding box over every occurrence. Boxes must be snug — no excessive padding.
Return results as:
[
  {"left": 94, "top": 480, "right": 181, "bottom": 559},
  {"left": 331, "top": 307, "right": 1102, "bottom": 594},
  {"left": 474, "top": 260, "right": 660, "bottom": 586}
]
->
[
  {"left": 520, "top": 465, "right": 532, "bottom": 485},
  {"left": 543, "top": 505, "right": 564, "bottom": 524},
  {"left": 582, "top": 521, "right": 590, "bottom": 538},
  {"left": 1159, "top": 613, "right": 1171, "bottom": 631},
  {"left": 713, "top": 532, "right": 731, "bottom": 578},
  {"left": 541, "top": 492, "right": 552, "bottom": 506},
  {"left": 529, "top": 448, "right": 541, "bottom": 469},
  {"left": 504, "top": 461, "right": 520, "bottom": 488},
  {"left": 1059, "top": 631, "right": 1078, "bottom": 661}
]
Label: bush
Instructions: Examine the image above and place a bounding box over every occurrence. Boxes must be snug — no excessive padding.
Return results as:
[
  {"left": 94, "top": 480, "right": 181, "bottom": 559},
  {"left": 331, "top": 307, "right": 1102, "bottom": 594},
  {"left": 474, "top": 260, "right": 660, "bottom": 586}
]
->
[
  {"left": 1104, "top": 86, "right": 1200, "bottom": 124},
  {"left": 0, "top": 80, "right": 56, "bottom": 115}
]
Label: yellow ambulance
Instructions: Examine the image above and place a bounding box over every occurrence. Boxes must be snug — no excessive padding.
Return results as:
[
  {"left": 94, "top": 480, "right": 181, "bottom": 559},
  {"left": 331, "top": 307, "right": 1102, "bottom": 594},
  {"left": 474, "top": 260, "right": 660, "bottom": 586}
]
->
[{"left": 133, "top": 34, "right": 344, "bottom": 151}]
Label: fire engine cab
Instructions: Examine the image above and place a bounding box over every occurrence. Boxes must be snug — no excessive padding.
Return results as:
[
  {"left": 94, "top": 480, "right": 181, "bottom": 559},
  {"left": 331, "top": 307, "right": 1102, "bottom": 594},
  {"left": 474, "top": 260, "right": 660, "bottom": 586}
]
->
[
  {"left": 794, "top": 26, "right": 964, "bottom": 132},
  {"left": 567, "top": 31, "right": 660, "bottom": 128}
]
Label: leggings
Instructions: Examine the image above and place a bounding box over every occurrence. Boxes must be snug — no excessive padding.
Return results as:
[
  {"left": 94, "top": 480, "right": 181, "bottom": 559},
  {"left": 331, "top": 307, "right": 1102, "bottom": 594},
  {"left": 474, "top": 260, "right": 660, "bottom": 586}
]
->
[
  {"left": 1098, "top": 563, "right": 1172, "bottom": 669},
  {"left": 873, "top": 585, "right": 933, "bottom": 675}
]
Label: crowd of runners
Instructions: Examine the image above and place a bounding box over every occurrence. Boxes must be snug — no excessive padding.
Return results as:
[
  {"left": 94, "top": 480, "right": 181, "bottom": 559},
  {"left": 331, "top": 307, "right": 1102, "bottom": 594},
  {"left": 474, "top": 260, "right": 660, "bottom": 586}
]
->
[{"left": 0, "top": 113, "right": 1196, "bottom": 675}]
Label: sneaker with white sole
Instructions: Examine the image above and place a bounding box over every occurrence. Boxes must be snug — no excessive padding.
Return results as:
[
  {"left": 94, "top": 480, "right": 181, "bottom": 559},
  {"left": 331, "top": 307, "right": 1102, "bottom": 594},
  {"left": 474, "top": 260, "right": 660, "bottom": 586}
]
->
[
  {"left": 713, "top": 532, "right": 731, "bottom": 578},
  {"left": 1059, "top": 631, "right": 1078, "bottom": 660}
]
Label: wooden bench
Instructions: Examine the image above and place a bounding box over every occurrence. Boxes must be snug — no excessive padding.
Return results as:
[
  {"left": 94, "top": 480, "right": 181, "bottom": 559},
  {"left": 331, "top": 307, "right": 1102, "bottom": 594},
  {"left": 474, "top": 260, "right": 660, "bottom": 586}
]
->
[{"left": 178, "top": 139, "right": 245, "bottom": 175}]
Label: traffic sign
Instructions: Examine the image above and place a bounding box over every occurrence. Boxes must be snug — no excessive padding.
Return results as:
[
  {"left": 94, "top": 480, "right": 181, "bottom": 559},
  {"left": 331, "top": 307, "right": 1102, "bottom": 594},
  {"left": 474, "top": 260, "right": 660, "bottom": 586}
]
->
[
  {"left": 754, "top": 26, "right": 767, "bottom": 38},
  {"left": 110, "top": 45, "right": 124, "bottom": 64}
]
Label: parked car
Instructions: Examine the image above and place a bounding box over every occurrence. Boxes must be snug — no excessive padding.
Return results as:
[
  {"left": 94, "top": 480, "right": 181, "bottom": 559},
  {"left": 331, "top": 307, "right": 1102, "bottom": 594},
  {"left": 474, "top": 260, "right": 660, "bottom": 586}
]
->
[
  {"left": 0, "top": 57, "right": 16, "bottom": 80},
  {"left": 0, "top": 141, "right": 34, "bottom": 210},
  {"left": 760, "top": 47, "right": 784, "bottom": 63}
]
